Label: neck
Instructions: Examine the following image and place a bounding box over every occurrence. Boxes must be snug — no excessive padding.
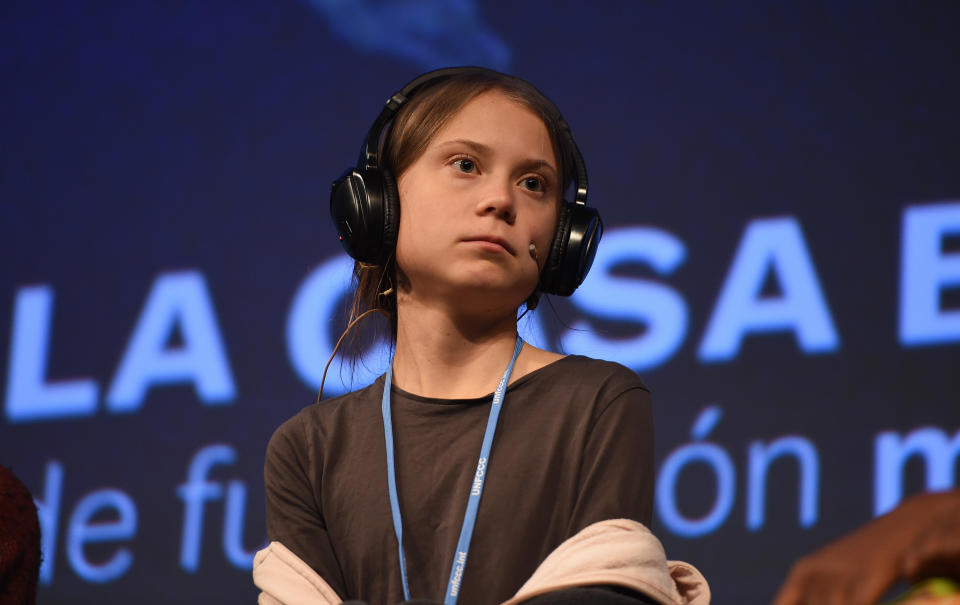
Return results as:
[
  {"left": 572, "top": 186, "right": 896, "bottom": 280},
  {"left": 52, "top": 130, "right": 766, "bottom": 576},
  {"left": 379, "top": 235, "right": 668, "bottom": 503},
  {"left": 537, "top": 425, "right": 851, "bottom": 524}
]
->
[{"left": 392, "top": 297, "right": 520, "bottom": 399}]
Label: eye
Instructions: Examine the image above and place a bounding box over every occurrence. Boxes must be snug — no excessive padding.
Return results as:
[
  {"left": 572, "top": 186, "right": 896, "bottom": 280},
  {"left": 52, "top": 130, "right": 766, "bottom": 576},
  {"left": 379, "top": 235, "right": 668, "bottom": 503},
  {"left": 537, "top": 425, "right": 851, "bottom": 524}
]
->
[
  {"left": 452, "top": 157, "right": 477, "bottom": 173},
  {"left": 521, "top": 176, "right": 545, "bottom": 192}
]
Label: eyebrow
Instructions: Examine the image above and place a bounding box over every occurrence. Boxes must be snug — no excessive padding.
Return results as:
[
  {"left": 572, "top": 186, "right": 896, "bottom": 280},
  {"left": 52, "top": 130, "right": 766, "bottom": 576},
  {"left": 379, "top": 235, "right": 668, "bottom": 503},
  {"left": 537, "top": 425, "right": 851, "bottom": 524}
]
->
[{"left": 434, "top": 138, "right": 558, "bottom": 177}]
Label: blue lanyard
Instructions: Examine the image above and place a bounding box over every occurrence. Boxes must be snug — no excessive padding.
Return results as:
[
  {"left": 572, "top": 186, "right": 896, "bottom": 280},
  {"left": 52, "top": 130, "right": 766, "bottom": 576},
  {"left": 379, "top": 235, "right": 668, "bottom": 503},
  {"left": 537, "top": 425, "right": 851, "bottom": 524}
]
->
[{"left": 381, "top": 335, "right": 524, "bottom": 604}]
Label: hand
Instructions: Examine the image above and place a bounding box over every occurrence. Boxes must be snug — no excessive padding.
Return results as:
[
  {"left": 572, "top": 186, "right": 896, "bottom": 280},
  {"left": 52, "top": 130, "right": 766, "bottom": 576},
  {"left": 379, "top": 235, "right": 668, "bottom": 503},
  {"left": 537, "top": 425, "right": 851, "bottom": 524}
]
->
[
  {"left": 902, "top": 497, "right": 960, "bottom": 581},
  {"left": 773, "top": 491, "right": 960, "bottom": 605}
]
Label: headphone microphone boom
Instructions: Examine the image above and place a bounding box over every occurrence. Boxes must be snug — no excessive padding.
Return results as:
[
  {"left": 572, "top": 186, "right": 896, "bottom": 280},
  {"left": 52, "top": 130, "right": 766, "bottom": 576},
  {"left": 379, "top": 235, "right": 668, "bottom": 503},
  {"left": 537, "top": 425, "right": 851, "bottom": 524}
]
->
[
  {"left": 329, "top": 66, "right": 603, "bottom": 297},
  {"left": 529, "top": 242, "right": 543, "bottom": 273}
]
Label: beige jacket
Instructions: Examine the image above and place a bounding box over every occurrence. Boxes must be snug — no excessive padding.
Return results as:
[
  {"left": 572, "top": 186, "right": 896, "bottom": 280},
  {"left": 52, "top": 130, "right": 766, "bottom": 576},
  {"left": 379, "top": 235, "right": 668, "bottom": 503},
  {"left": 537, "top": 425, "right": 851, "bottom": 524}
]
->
[{"left": 253, "top": 519, "right": 709, "bottom": 605}]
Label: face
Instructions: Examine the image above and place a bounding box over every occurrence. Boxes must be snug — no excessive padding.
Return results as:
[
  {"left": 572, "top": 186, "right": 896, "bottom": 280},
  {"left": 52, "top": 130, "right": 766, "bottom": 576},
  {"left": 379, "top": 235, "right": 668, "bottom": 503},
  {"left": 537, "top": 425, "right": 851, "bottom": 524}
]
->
[{"left": 395, "top": 90, "right": 560, "bottom": 311}]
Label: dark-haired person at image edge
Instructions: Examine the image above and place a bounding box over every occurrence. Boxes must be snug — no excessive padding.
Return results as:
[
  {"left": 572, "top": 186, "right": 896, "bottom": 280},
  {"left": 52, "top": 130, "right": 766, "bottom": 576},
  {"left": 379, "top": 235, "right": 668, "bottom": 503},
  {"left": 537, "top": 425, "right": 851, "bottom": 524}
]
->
[
  {"left": 253, "top": 68, "right": 709, "bottom": 605},
  {"left": 0, "top": 465, "right": 41, "bottom": 605}
]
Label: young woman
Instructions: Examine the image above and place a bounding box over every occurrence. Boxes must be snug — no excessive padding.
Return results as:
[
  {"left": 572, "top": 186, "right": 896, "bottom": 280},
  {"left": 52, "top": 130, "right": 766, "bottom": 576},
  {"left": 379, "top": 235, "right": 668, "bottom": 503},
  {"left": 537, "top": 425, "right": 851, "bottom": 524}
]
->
[{"left": 257, "top": 68, "right": 704, "bottom": 605}]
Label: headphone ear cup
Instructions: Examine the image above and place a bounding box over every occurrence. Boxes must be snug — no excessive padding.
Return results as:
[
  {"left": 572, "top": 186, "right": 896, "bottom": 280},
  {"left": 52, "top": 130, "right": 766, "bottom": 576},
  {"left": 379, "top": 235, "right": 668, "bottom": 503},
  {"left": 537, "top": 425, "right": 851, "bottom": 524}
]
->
[
  {"left": 541, "top": 203, "right": 572, "bottom": 296},
  {"left": 540, "top": 202, "right": 602, "bottom": 296},
  {"left": 379, "top": 167, "right": 400, "bottom": 265},
  {"left": 330, "top": 166, "right": 399, "bottom": 264}
]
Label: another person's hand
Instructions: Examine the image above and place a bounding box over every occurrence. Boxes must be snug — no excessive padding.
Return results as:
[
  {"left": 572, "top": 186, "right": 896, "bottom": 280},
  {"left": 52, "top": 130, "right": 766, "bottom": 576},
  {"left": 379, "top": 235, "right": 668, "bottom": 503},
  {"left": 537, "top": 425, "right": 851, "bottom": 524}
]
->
[{"left": 773, "top": 490, "right": 960, "bottom": 605}]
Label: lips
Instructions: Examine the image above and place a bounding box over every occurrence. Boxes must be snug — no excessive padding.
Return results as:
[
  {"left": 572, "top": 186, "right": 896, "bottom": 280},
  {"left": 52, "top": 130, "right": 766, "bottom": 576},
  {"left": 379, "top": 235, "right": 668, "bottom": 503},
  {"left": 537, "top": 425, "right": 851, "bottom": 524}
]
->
[{"left": 462, "top": 235, "right": 516, "bottom": 255}]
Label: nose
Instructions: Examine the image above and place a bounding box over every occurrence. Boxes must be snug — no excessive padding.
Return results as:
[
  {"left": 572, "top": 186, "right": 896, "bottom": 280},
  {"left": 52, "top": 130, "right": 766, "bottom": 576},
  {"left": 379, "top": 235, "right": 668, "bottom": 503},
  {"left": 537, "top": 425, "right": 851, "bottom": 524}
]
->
[{"left": 475, "top": 177, "right": 516, "bottom": 224}]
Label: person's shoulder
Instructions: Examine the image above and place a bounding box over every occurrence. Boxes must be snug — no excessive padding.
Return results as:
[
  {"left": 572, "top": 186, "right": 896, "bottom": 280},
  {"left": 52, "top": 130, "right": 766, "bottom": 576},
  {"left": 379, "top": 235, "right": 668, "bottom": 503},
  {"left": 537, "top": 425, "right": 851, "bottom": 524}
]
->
[
  {"left": 547, "top": 355, "right": 649, "bottom": 393},
  {"left": 518, "top": 355, "right": 651, "bottom": 426},
  {"left": 310, "top": 376, "right": 385, "bottom": 415},
  {"left": 269, "top": 377, "right": 385, "bottom": 449}
]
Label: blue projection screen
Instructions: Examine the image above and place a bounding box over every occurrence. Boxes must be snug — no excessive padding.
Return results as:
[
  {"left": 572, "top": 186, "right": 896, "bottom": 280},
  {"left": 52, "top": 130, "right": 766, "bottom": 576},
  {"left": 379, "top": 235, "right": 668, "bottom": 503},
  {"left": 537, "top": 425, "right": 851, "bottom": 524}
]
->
[{"left": 2, "top": 2, "right": 959, "bottom": 603}]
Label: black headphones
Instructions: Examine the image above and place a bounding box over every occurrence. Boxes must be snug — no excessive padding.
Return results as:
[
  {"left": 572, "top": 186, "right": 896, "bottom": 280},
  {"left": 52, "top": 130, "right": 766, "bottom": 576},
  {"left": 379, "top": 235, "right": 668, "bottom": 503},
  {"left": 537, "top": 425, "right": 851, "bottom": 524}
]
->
[{"left": 329, "top": 66, "right": 602, "bottom": 297}]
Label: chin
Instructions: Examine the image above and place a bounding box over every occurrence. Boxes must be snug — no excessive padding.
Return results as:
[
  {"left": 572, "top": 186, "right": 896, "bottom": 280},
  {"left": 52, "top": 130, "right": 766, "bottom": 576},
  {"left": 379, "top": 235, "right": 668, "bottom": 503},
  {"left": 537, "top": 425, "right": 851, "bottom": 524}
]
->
[
  {"left": 404, "top": 263, "right": 538, "bottom": 311},
  {"left": 451, "top": 278, "right": 532, "bottom": 313}
]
